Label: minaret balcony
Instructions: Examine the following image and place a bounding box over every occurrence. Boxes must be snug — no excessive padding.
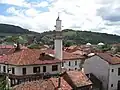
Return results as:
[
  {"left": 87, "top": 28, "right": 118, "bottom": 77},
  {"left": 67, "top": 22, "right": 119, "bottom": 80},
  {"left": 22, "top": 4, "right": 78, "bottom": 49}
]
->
[{"left": 55, "top": 36, "right": 63, "bottom": 39}]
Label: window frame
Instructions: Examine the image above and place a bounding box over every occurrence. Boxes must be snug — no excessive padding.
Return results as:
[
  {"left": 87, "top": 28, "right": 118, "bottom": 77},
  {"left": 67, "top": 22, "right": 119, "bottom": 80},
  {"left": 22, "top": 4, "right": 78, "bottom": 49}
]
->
[
  {"left": 75, "top": 61, "right": 77, "bottom": 65},
  {"left": 12, "top": 67, "right": 15, "bottom": 74},
  {"left": 3, "top": 66, "right": 6, "bottom": 72},
  {"left": 22, "top": 68, "right": 26, "bottom": 75},
  {"left": 111, "top": 69, "right": 114, "bottom": 72},
  {"left": 118, "top": 68, "right": 120, "bottom": 75},
  {"left": 43, "top": 66, "right": 46, "bottom": 72},
  {"left": 62, "top": 62, "right": 64, "bottom": 67},
  {"left": 33, "top": 67, "right": 40, "bottom": 73},
  {"left": 52, "top": 65, "right": 58, "bottom": 71},
  {"left": 69, "top": 61, "right": 71, "bottom": 66}
]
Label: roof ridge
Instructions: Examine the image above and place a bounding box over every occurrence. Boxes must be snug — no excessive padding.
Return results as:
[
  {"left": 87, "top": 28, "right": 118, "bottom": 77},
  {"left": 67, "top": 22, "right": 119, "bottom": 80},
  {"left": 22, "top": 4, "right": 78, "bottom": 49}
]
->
[{"left": 50, "top": 78, "right": 57, "bottom": 89}]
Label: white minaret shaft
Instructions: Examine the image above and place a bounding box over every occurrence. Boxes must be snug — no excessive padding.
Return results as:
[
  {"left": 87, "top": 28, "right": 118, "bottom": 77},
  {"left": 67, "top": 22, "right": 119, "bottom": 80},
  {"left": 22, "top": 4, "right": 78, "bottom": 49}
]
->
[{"left": 54, "top": 15, "right": 62, "bottom": 60}]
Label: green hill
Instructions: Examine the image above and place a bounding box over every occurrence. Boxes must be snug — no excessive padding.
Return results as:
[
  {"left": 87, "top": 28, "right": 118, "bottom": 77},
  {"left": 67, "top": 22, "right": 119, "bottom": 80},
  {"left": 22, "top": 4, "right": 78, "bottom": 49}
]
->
[
  {"left": 0, "top": 24, "right": 120, "bottom": 45},
  {"left": 0, "top": 24, "right": 38, "bottom": 37},
  {"left": 37, "top": 29, "right": 120, "bottom": 45}
]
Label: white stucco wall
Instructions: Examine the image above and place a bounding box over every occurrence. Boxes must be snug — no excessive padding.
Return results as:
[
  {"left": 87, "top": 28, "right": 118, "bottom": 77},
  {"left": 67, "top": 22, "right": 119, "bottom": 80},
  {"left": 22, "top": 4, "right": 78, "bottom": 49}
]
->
[
  {"left": 84, "top": 56, "right": 110, "bottom": 90},
  {"left": 63, "top": 59, "right": 81, "bottom": 70},
  {"left": 0, "top": 63, "right": 61, "bottom": 76},
  {"left": 108, "top": 64, "right": 120, "bottom": 90}
]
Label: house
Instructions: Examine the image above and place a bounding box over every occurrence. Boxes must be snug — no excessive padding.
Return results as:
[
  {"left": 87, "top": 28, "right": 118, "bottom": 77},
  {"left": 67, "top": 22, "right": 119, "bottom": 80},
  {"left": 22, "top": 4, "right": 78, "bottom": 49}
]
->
[
  {"left": 13, "top": 77, "right": 72, "bottom": 90},
  {"left": 84, "top": 53, "right": 120, "bottom": 90},
  {"left": 62, "top": 71, "right": 92, "bottom": 90},
  {"left": 13, "top": 71, "right": 92, "bottom": 90},
  {"left": 45, "top": 49, "right": 86, "bottom": 71},
  {"left": 0, "top": 49, "right": 62, "bottom": 86}
]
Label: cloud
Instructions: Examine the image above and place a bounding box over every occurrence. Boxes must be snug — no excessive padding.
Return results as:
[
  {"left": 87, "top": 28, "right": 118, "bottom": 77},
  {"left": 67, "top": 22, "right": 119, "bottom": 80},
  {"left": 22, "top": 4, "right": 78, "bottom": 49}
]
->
[
  {"left": 33, "top": 1, "right": 49, "bottom": 7},
  {"left": 0, "top": 0, "right": 30, "bottom": 7},
  {"left": 0, "top": 0, "right": 120, "bottom": 35}
]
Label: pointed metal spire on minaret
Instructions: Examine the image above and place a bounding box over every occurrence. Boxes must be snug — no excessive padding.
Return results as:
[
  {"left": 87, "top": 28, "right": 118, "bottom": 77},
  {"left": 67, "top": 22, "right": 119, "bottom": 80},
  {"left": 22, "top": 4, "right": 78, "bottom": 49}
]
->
[{"left": 56, "top": 12, "right": 60, "bottom": 21}]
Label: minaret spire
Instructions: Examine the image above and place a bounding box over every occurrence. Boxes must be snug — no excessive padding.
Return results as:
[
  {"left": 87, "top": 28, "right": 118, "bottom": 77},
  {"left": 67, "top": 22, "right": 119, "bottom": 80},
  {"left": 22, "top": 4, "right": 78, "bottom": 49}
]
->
[
  {"left": 56, "top": 12, "right": 60, "bottom": 21},
  {"left": 54, "top": 13, "right": 62, "bottom": 60}
]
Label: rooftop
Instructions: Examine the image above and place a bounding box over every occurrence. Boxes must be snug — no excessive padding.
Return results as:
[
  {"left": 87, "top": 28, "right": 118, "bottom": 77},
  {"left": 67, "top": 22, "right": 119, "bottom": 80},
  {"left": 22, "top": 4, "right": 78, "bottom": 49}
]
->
[
  {"left": 45, "top": 49, "right": 85, "bottom": 60},
  {"left": 50, "top": 77, "right": 72, "bottom": 90},
  {"left": 13, "top": 79, "right": 55, "bottom": 90},
  {"left": 0, "top": 49, "right": 61, "bottom": 65},
  {"left": 97, "top": 53, "right": 120, "bottom": 65},
  {"left": 63, "top": 71, "right": 92, "bottom": 88},
  {"left": 13, "top": 77, "right": 72, "bottom": 90}
]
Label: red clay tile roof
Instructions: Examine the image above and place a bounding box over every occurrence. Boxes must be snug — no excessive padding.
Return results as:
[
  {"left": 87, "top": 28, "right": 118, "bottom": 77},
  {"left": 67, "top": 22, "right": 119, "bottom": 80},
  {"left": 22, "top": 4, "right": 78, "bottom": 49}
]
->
[
  {"left": 63, "top": 71, "right": 92, "bottom": 88},
  {"left": 45, "top": 49, "right": 85, "bottom": 60},
  {"left": 50, "top": 77, "right": 72, "bottom": 90},
  {"left": 0, "top": 49, "right": 61, "bottom": 65},
  {"left": 97, "top": 53, "right": 120, "bottom": 65},
  {"left": 0, "top": 45, "right": 15, "bottom": 49},
  {"left": 13, "top": 77, "right": 72, "bottom": 90},
  {"left": 13, "top": 80, "right": 55, "bottom": 90},
  {"left": 72, "top": 50, "right": 87, "bottom": 55},
  {"left": 0, "top": 48, "right": 15, "bottom": 55}
]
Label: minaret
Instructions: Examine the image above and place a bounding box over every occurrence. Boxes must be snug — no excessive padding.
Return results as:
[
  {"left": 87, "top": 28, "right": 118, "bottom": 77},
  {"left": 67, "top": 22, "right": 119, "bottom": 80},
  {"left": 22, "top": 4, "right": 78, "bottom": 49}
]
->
[{"left": 54, "top": 14, "right": 62, "bottom": 60}]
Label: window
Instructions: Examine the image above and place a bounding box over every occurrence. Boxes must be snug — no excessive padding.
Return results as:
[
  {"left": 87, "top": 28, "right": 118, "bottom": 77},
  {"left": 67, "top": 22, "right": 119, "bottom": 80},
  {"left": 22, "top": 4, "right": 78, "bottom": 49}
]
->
[
  {"left": 33, "top": 67, "right": 40, "bottom": 73},
  {"left": 12, "top": 67, "right": 15, "bottom": 74},
  {"left": 62, "top": 62, "right": 64, "bottom": 67},
  {"left": 69, "top": 61, "right": 71, "bottom": 66},
  {"left": 22, "top": 68, "right": 26, "bottom": 75},
  {"left": 112, "top": 69, "right": 114, "bottom": 72},
  {"left": 118, "top": 68, "right": 120, "bottom": 75},
  {"left": 75, "top": 61, "right": 77, "bottom": 65},
  {"left": 43, "top": 66, "right": 46, "bottom": 72},
  {"left": 118, "top": 81, "right": 120, "bottom": 90},
  {"left": 111, "top": 84, "right": 113, "bottom": 87},
  {"left": 52, "top": 65, "right": 58, "bottom": 71},
  {"left": 3, "top": 66, "right": 6, "bottom": 72}
]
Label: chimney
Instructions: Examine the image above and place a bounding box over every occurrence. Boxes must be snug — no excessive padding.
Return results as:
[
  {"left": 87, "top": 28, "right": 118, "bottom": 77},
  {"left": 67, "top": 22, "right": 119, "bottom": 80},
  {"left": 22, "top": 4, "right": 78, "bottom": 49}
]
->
[
  {"left": 39, "top": 53, "right": 45, "bottom": 60},
  {"left": 15, "top": 42, "right": 20, "bottom": 51},
  {"left": 58, "top": 77, "right": 61, "bottom": 88},
  {"left": 41, "top": 53, "right": 45, "bottom": 56}
]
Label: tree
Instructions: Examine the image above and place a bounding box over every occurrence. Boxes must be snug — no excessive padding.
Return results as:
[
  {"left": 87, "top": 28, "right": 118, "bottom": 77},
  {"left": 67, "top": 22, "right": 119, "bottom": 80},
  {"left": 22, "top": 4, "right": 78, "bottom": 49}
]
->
[
  {"left": 27, "top": 43, "right": 40, "bottom": 49},
  {"left": 0, "top": 75, "right": 7, "bottom": 90},
  {"left": 64, "top": 41, "right": 74, "bottom": 47},
  {"left": 98, "top": 44, "right": 111, "bottom": 52}
]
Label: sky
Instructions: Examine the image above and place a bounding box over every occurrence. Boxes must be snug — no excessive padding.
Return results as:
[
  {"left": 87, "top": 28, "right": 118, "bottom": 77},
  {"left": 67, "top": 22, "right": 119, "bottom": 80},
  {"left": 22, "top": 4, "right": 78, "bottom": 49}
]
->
[{"left": 0, "top": 0, "right": 120, "bottom": 35}]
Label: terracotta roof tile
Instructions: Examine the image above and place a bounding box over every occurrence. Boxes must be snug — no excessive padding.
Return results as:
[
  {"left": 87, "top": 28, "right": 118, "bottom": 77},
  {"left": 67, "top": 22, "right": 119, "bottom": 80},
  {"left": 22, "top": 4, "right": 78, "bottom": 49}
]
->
[
  {"left": 45, "top": 49, "right": 85, "bottom": 60},
  {"left": 97, "top": 53, "right": 120, "bottom": 65},
  {"left": 13, "top": 80, "right": 55, "bottom": 90},
  {"left": 50, "top": 77, "right": 72, "bottom": 90},
  {"left": 0, "top": 45, "right": 15, "bottom": 49},
  {"left": 13, "top": 77, "right": 72, "bottom": 90},
  {"left": 0, "top": 49, "right": 61, "bottom": 65},
  {"left": 0, "top": 48, "right": 15, "bottom": 55},
  {"left": 63, "top": 71, "right": 92, "bottom": 88}
]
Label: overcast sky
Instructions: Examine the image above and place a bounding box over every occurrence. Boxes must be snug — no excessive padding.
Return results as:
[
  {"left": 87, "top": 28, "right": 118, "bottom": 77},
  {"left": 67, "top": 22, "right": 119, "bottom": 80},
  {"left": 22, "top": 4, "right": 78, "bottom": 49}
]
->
[{"left": 0, "top": 0, "right": 120, "bottom": 35}]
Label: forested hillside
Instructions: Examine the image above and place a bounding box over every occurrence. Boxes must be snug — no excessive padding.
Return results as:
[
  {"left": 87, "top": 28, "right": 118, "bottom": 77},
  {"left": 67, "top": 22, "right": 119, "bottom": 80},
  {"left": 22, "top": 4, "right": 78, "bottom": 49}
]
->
[
  {"left": 36, "top": 29, "right": 120, "bottom": 45},
  {"left": 0, "top": 24, "right": 120, "bottom": 45}
]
